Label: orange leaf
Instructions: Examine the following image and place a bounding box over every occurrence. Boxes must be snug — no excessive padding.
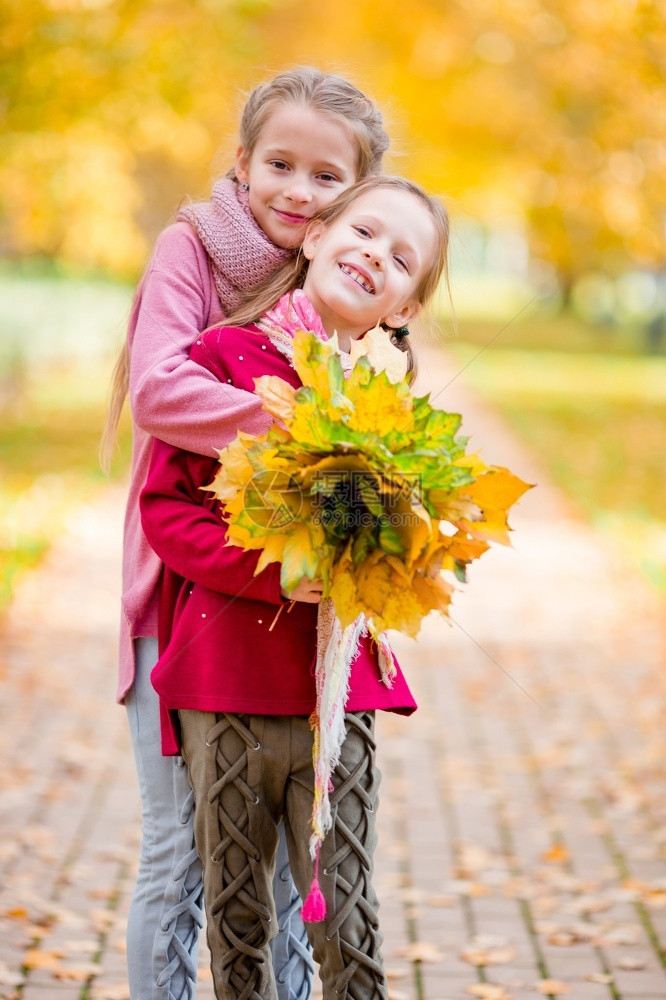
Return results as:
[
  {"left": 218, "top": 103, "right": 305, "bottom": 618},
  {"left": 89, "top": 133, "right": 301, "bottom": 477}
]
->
[
  {"left": 22, "top": 949, "right": 64, "bottom": 970},
  {"left": 542, "top": 844, "right": 570, "bottom": 864},
  {"left": 537, "top": 980, "right": 571, "bottom": 995},
  {"left": 461, "top": 467, "right": 533, "bottom": 510},
  {"left": 395, "top": 941, "right": 445, "bottom": 963},
  {"left": 53, "top": 964, "right": 102, "bottom": 981}
]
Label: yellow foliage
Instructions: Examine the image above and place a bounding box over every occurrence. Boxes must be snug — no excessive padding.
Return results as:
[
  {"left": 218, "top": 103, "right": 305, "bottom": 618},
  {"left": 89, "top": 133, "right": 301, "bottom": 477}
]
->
[
  {"left": 208, "top": 331, "right": 531, "bottom": 639},
  {"left": 254, "top": 375, "right": 297, "bottom": 423},
  {"left": 346, "top": 371, "right": 413, "bottom": 435}
]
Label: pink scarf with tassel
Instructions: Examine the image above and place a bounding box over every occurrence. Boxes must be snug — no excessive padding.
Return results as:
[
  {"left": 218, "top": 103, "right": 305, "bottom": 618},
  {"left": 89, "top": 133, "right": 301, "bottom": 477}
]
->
[{"left": 178, "top": 179, "right": 291, "bottom": 313}]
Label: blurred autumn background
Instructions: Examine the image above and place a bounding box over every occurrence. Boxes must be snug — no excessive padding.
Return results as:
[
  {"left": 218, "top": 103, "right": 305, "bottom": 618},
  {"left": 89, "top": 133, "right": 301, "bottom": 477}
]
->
[{"left": 1, "top": 0, "right": 665, "bottom": 609}]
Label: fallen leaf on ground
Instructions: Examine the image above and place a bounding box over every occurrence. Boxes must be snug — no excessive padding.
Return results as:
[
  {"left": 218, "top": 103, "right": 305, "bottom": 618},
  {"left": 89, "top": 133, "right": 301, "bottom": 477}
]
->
[
  {"left": 586, "top": 973, "right": 614, "bottom": 984},
  {"left": 566, "top": 895, "right": 615, "bottom": 915},
  {"left": 644, "top": 888, "right": 666, "bottom": 908},
  {"left": 465, "top": 984, "right": 513, "bottom": 999},
  {"left": 396, "top": 941, "right": 445, "bottom": 963},
  {"left": 22, "top": 948, "right": 64, "bottom": 970},
  {"left": 617, "top": 956, "right": 646, "bottom": 970},
  {"left": 89, "top": 908, "right": 117, "bottom": 933},
  {"left": 597, "top": 925, "right": 640, "bottom": 946},
  {"left": 541, "top": 844, "right": 570, "bottom": 864},
  {"left": 53, "top": 963, "right": 102, "bottom": 980},
  {"left": 425, "top": 894, "right": 457, "bottom": 908},
  {"left": 460, "top": 936, "right": 516, "bottom": 966},
  {"left": 89, "top": 888, "right": 116, "bottom": 901},
  {"left": 537, "top": 980, "right": 571, "bottom": 995},
  {"left": 546, "top": 932, "right": 578, "bottom": 947},
  {"left": 444, "top": 879, "right": 491, "bottom": 897}
]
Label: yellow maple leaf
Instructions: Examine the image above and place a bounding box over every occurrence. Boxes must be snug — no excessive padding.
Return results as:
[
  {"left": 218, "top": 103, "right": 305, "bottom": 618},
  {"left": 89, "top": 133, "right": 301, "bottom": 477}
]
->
[
  {"left": 254, "top": 374, "right": 297, "bottom": 423},
  {"left": 461, "top": 466, "right": 532, "bottom": 512},
  {"left": 346, "top": 370, "right": 413, "bottom": 435},
  {"left": 288, "top": 396, "right": 331, "bottom": 448},
  {"left": 444, "top": 531, "right": 490, "bottom": 562},
  {"left": 255, "top": 532, "right": 288, "bottom": 573},
  {"left": 349, "top": 323, "right": 409, "bottom": 383},
  {"left": 328, "top": 565, "right": 359, "bottom": 629},
  {"left": 292, "top": 328, "right": 340, "bottom": 399},
  {"left": 280, "top": 522, "right": 323, "bottom": 592},
  {"left": 460, "top": 507, "right": 513, "bottom": 546},
  {"left": 206, "top": 434, "right": 257, "bottom": 501},
  {"left": 457, "top": 467, "right": 533, "bottom": 545},
  {"left": 381, "top": 585, "right": 430, "bottom": 637}
]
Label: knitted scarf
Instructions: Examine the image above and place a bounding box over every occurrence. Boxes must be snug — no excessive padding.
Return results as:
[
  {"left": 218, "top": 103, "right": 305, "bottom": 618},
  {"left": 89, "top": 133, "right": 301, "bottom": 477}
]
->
[
  {"left": 257, "top": 287, "right": 352, "bottom": 374},
  {"left": 258, "top": 290, "right": 395, "bottom": 922},
  {"left": 178, "top": 179, "right": 291, "bottom": 313}
]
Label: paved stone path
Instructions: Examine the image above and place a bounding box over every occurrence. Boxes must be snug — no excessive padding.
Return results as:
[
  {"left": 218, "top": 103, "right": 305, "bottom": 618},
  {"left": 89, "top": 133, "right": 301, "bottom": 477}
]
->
[{"left": 1, "top": 345, "right": 665, "bottom": 1000}]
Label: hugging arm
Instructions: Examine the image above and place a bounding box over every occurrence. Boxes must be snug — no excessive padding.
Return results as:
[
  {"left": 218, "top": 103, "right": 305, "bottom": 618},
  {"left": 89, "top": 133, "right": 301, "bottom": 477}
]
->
[
  {"left": 140, "top": 438, "right": 283, "bottom": 605},
  {"left": 129, "top": 223, "right": 271, "bottom": 456}
]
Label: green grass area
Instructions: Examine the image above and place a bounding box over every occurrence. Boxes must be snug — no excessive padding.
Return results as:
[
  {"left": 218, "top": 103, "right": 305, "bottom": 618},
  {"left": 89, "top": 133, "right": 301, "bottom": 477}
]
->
[
  {"left": 447, "top": 339, "right": 666, "bottom": 592},
  {"left": 437, "top": 306, "right": 661, "bottom": 357},
  {"left": 0, "top": 364, "right": 131, "bottom": 610},
  {"left": 0, "top": 268, "right": 132, "bottom": 611}
]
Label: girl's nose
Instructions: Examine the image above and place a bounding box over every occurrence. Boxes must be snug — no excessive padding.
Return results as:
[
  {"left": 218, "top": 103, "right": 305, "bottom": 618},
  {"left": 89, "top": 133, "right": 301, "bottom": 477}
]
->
[
  {"left": 284, "top": 179, "right": 313, "bottom": 204},
  {"left": 362, "top": 247, "right": 383, "bottom": 269}
]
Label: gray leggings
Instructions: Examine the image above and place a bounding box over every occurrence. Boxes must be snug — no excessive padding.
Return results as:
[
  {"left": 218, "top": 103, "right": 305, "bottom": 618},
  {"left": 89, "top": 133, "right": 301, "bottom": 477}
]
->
[
  {"left": 180, "top": 710, "right": 387, "bottom": 1000},
  {"left": 125, "top": 638, "right": 314, "bottom": 1000}
]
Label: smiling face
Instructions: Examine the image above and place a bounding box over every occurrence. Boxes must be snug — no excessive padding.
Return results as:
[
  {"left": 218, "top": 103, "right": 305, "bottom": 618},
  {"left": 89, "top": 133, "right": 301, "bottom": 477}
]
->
[
  {"left": 235, "top": 104, "right": 359, "bottom": 249},
  {"left": 301, "top": 186, "right": 438, "bottom": 348}
]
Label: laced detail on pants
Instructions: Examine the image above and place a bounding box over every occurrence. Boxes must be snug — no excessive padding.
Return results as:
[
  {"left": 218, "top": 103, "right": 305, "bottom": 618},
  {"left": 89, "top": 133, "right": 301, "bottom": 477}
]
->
[
  {"left": 155, "top": 778, "right": 204, "bottom": 999},
  {"left": 326, "top": 713, "right": 386, "bottom": 1000},
  {"left": 205, "top": 714, "right": 273, "bottom": 1000}
]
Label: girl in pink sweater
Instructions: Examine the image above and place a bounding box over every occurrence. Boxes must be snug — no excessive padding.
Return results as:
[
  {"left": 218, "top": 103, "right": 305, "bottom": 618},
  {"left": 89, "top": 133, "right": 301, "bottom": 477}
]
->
[
  {"left": 103, "top": 68, "right": 390, "bottom": 1000},
  {"left": 139, "top": 175, "right": 451, "bottom": 1000}
]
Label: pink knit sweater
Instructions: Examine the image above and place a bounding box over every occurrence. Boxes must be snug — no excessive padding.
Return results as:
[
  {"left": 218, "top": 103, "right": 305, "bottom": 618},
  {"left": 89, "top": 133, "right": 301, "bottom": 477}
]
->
[{"left": 118, "top": 221, "right": 272, "bottom": 701}]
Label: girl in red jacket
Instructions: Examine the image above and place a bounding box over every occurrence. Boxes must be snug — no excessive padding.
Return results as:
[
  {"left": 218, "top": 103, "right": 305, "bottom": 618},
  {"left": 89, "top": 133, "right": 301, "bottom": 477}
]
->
[
  {"left": 103, "top": 68, "right": 390, "bottom": 1000},
  {"left": 140, "top": 175, "right": 450, "bottom": 1000}
]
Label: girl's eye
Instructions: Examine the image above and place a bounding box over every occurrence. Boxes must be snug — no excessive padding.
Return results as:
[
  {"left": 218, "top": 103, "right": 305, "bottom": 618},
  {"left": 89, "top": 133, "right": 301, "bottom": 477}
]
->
[
  {"left": 353, "top": 226, "right": 372, "bottom": 238},
  {"left": 394, "top": 256, "right": 409, "bottom": 272},
  {"left": 270, "top": 160, "right": 290, "bottom": 171},
  {"left": 317, "top": 172, "right": 339, "bottom": 183}
]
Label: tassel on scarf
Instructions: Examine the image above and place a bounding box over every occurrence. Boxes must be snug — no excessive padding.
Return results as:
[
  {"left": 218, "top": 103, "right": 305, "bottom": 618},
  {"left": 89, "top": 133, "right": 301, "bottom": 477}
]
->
[{"left": 302, "top": 846, "right": 326, "bottom": 923}]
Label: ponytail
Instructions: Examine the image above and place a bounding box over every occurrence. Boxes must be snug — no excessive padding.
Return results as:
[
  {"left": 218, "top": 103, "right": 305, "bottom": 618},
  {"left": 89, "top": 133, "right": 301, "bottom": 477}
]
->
[{"left": 99, "top": 339, "right": 129, "bottom": 475}]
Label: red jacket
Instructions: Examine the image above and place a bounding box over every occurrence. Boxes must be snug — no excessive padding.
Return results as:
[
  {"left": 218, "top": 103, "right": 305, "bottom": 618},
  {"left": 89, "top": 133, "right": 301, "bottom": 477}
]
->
[{"left": 140, "top": 325, "right": 416, "bottom": 753}]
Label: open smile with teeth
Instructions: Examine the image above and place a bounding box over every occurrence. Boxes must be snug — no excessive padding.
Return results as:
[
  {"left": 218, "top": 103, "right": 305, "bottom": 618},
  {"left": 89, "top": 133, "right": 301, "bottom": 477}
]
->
[{"left": 339, "top": 263, "right": 375, "bottom": 294}]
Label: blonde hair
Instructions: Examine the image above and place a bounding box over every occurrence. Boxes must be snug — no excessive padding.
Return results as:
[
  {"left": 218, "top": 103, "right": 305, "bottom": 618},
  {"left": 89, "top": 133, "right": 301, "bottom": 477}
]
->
[
  {"left": 224, "top": 175, "right": 452, "bottom": 379},
  {"left": 229, "top": 66, "right": 389, "bottom": 180},
  {"left": 100, "top": 67, "right": 389, "bottom": 471}
]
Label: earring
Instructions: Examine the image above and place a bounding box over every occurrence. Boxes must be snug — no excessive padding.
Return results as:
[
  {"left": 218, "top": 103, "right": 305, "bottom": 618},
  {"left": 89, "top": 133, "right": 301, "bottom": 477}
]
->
[
  {"left": 394, "top": 326, "right": 410, "bottom": 339},
  {"left": 240, "top": 180, "right": 249, "bottom": 191}
]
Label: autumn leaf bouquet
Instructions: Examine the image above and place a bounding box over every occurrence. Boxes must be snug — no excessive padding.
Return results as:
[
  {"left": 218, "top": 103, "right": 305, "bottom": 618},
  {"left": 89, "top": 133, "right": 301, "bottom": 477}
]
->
[
  {"left": 208, "top": 327, "right": 530, "bottom": 643},
  {"left": 206, "top": 327, "right": 530, "bottom": 904}
]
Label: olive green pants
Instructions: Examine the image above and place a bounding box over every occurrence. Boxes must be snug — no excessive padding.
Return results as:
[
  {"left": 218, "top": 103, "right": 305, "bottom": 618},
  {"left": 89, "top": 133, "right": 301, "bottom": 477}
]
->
[{"left": 179, "top": 711, "right": 386, "bottom": 1000}]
